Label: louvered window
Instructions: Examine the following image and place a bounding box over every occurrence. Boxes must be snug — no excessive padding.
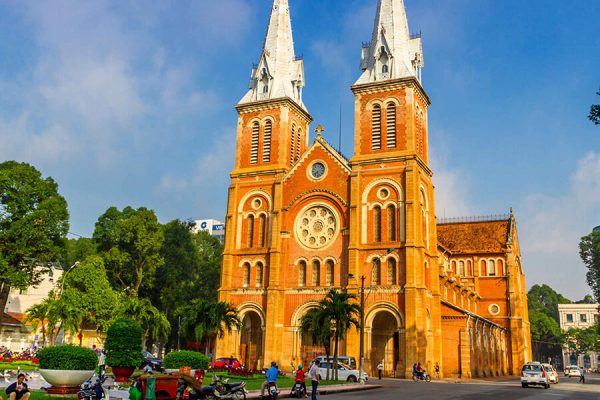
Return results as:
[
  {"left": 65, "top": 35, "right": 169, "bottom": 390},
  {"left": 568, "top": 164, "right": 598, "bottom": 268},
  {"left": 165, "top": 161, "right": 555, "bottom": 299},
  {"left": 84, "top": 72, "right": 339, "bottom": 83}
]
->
[
  {"left": 250, "top": 122, "right": 259, "bottom": 164},
  {"left": 416, "top": 109, "right": 424, "bottom": 158},
  {"left": 372, "top": 104, "right": 381, "bottom": 150},
  {"left": 290, "top": 125, "right": 296, "bottom": 166},
  {"left": 256, "top": 262, "right": 263, "bottom": 287},
  {"left": 247, "top": 215, "right": 254, "bottom": 248},
  {"left": 388, "top": 258, "right": 397, "bottom": 285},
  {"left": 372, "top": 258, "right": 381, "bottom": 285},
  {"left": 374, "top": 206, "right": 382, "bottom": 242},
  {"left": 262, "top": 120, "right": 272, "bottom": 162},
  {"left": 387, "top": 205, "right": 396, "bottom": 241},
  {"left": 296, "top": 128, "right": 302, "bottom": 161},
  {"left": 386, "top": 102, "right": 396, "bottom": 148},
  {"left": 258, "top": 214, "right": 266, "bottom": 247},
  {"left": 298, "top": 260, "right": 307, "bottom": 287},
  {"left": 326, "top": 260, "right": 334, "bottom": 287},
  {"left": 243, "top": 263, "right": 250, "bottom": 287},
  {"left": 312, "top": 260, "right": 321, "bottom": 286}
]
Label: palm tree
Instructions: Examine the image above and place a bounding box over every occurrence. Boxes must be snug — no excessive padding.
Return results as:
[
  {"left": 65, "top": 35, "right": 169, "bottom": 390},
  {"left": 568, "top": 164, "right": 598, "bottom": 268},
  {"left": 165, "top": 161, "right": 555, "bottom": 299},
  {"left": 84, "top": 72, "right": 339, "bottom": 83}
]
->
[
  {"left": 179, "top": 299, "right": 241, "bottom": 360},
  {"left": 319, "top": 289, "right": 361, "bottom": 380},
  {"left": 24, "top": 301, "right": 50, "bottom": 346},
  {"left": 300, "top": 307, "right": 333, "bottom": 379},
  {"left": 120, "top": 297, "right": 171, "bottom": 345}
]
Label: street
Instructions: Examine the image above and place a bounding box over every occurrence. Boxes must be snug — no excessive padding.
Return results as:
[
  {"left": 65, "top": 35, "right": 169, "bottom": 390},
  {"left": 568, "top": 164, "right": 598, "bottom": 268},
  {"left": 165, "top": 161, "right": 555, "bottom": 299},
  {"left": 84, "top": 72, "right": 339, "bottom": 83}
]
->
[{"left": 320, "top": 375, "right": 600, "bottom": 400}]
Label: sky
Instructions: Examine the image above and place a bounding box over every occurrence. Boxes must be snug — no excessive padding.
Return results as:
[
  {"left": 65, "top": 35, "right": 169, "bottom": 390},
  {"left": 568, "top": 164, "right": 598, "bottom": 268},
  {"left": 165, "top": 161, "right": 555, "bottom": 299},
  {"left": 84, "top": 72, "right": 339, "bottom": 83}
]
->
[{"left": 0, "top": 0, "right": 598, "bottom": 300}]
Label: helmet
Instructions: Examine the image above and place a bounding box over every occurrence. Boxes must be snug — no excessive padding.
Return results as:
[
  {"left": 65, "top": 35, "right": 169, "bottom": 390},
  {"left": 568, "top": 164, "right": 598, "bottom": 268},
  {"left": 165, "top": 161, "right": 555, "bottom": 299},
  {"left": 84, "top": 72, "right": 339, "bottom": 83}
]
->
[{"left": 298, "top": 364, "right": 303, "bottom": 370}]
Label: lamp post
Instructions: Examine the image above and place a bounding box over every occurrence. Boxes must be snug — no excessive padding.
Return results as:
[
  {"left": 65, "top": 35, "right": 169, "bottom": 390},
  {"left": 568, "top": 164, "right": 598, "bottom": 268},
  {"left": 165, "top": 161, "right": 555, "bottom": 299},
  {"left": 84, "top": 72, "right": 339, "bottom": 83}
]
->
[
  {"left": 58, "top": 261, "right": 80, "bottom": 297},
  {"left": 348, "top": 248, "right": 396, "bottom": 384}
]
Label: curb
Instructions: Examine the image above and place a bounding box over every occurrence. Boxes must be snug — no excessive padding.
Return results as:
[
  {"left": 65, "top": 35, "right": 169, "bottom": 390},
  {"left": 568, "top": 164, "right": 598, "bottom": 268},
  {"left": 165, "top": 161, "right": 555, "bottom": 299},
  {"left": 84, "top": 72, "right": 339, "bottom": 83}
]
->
[{"left": 245, "top": 384, "right": 382, "bottom": 399}]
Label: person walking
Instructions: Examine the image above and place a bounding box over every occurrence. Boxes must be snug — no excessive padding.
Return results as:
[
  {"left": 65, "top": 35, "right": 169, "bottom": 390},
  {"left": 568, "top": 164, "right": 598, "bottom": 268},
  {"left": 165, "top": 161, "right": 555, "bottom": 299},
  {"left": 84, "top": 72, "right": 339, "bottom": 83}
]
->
[
  {"left": 579, "top": 366, "right": 585, "bottom": 384},
  {"left": 377, "top": 361, "right": 383, "bottom": 380},
  {"left": 308, "top": 360, "right": 320, "bottom": 400},
  {"left": 434, "top": 362, "right": 440, "bottom": 379}
]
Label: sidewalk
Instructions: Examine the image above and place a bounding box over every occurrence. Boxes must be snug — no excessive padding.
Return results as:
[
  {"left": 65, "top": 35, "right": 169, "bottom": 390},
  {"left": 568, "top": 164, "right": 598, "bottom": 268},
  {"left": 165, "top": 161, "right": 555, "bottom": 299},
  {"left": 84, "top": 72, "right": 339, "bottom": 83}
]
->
[{"left": 245, "top": 383, "right": 382, "bottom": 399}]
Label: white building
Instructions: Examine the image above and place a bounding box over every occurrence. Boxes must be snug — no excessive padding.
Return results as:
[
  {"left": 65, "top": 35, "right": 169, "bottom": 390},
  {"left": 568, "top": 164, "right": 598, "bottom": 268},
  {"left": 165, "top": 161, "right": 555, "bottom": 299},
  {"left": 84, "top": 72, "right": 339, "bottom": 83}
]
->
[
  {"left": 192, "top": 219, "right": 225, "bottom": 243},
  {"left": 558, "top": 303, "right": 600, "bottom": 370}
]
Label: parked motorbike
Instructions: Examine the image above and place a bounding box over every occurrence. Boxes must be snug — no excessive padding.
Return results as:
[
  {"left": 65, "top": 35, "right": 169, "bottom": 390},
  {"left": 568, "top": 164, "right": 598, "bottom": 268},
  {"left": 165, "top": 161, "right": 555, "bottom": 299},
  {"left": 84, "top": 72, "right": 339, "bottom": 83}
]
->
[
  {"left": 412, "top": 370, "right": 431, "bottom": 382},
  {"left": 261, "top": 382, "right": 279, "bottom": 399},
  {"left": 176, "top": 378, "right": 219, "bottom": 400},
  {"left": 78, "top": 375, "right": 107, "bottom": 400},
  {"left": 211, "top": 375, "right": 248, "bottom": 399},
  {"left": 289, "top": 380, "right": 306, "bottom": 398}
]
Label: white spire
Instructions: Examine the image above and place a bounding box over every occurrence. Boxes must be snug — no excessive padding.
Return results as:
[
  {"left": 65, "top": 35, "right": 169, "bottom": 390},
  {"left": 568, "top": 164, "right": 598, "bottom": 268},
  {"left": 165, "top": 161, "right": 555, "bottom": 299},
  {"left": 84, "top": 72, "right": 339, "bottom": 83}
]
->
[
  {"left": 355, "top": 0, "right": 424, "bottom": 85},
  {"left": 239, "top": 0, "right": 306, "bottom": 110}
]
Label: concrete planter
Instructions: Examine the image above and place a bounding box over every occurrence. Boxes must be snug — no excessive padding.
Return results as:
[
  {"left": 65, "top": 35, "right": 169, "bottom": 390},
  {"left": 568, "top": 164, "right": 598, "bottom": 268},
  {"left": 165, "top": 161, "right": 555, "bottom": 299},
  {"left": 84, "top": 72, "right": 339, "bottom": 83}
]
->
[{"left": 39, "top": 369, "right": 95, "bottom": 388}]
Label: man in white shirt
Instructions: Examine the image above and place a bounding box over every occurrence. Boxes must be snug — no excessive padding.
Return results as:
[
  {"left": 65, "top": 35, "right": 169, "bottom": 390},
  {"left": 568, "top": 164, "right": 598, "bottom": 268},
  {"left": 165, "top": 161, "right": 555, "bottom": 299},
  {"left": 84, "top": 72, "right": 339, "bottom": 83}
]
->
[
  {"left": 308, "top": 360, "right": 321, "bottom": 400},
  {"left": 377, "top": 362, "right": 383, "bottom": 380}
]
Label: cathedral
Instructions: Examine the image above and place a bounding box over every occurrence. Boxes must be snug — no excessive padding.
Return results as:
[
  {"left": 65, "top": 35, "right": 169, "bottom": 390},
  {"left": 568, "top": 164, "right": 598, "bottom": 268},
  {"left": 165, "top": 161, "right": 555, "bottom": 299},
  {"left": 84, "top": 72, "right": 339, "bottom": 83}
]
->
[{"left": 216, "top": 0, "right": 531, "bottom": 378}]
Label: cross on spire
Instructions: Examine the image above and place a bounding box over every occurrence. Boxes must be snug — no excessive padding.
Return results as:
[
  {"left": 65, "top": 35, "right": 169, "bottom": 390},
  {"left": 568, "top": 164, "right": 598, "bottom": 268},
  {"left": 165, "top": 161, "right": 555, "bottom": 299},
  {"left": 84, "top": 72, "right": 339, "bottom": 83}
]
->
[{"left": 315, "top": 124, "right": 325, "bottom": 136}]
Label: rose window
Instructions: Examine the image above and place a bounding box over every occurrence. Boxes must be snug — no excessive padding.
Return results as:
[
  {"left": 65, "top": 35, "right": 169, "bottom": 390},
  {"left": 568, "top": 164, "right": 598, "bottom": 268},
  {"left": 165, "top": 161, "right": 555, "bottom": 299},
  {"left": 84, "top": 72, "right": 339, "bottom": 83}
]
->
[{"left": 295, "top": 205, "right": 339, "bottom": 249}]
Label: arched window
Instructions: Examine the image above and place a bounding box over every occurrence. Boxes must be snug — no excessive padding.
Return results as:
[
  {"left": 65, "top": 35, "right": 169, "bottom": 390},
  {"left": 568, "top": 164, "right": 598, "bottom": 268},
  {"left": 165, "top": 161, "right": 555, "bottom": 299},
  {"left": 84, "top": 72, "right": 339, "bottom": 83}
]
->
[
  {"left": 262, "top": 120, "right": 272, "bottom": 163},
  {"left": 388, "top": 258, "right": 397, "bottom": 285},
  {"left": 387, "top": 204, "right": 396, "bottom": 241},
  {"left": 480, "top": 260, "right": 487, "bottom": 276},
  {"left": 326, "top": 260, "right": 334, "bottom": 287},
  {"left": 415, "top": 108, "right": 425, "bottom": 158},
  {"left": 372, "top": 258, "right": 381, "bottom": 285},
  {"left": 386, "top": 102, "right": 396, "bottom": 148},
  {"left": 258, "top": 214, "right": 266, "bottom": 247},
  {"left": 489, "top": 260, "right": 496, "bottom": 276},
  {"left": 290, "top": 125, "right": 296, "bottom": 166},
  {"left": 458, "top": 260, "right": 465, "bottom": 276},
  {"left": 373, "top": 205, "right": 381, "bottom": 242},
  {"left": 312, "top": 260, "right": 321, "bottom": 286},
  {"left": 243, "top": 263, "right": 250, "bottom": 288},
  {"left": 382, "top": 64, "right": 389, "bottom": 74},
  {"left": 420, "top": 189, "right": 429, "bottom": 247},
  {"left": 255, "top": 262, "right": 263, "bottom": 287},
  {"left": 247, "top": 215, "right": 254, "bottom": 248},
  {"left": 467, "top": 260, "right": 473, "bottom": 276},
  {"left": 296, "top": 128, "right": 302, "bottom": 161},
  {"left": 498, "top": 259, "right": 504, "bottom": 276},
  {"left": 260, "top": 69, "right": 269, "bottom": 94},
  {"left": 298, "top": 260, "right": 306, "bottom": 287},
  {"left": 372, "top": 104, "right": 381, "bottom": 150},
  {"left": 250, "top": 122, "right": 259, "bottom": 164},
  {"left": 451, "top": 260, "right": 457, "bottom": 274}
]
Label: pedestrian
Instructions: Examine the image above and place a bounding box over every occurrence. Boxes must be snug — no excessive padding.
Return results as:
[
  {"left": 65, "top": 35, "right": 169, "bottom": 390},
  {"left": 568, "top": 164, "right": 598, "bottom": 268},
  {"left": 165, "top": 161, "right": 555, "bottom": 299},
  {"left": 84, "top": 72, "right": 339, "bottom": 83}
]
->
[
  {"left": 309, "top": 360, "right": 320, "bottom": 400},
  {"left": 579, "top": 366, "right": 585, "bottom": 384},
  {"left": 434, "top": 362, "right": 440, "bottom": 379},
  {"left": 98, "top": 350, "right": 106, "bottom": 377},
  {"left": 6, "top": 373, "right": 29, "bottom": 400},
  {"left": 377, "top": 361, "right": 383, "bottom": 380}
]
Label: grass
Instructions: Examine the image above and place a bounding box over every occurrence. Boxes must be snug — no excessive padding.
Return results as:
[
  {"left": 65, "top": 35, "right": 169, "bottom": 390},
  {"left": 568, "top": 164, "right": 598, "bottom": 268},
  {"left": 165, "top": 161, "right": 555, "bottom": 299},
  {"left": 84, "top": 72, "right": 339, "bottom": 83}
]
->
[
  {"left": 1, "top": 392, "right": 73, "bottom": 400},
  {"left": 201, "top": 372, "right": 352, "bottom": 391},
  {"left": 0, "top": 361, "right": 39, "bottom": 371}
]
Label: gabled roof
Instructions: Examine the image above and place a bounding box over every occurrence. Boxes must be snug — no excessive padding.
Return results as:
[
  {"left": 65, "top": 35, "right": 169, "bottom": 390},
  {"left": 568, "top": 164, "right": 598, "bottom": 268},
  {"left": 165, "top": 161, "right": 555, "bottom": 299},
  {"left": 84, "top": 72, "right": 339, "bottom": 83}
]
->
[
  {"left": 437, "top": 219, "right": 510, "bottom": 254},
  {"left": 284, "top": 131, "right": 351, "bottom": 182}
]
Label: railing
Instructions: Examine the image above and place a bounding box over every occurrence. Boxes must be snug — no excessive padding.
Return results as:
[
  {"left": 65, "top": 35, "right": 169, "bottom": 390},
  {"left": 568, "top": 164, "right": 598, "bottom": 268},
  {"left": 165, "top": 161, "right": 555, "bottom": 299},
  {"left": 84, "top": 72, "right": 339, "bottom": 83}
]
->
[
  {"left": 410, "top": 31, "right": 422, "bottom": 39},
  {"left": 437, "top": 214, "right": 510, "bottom": 224}
]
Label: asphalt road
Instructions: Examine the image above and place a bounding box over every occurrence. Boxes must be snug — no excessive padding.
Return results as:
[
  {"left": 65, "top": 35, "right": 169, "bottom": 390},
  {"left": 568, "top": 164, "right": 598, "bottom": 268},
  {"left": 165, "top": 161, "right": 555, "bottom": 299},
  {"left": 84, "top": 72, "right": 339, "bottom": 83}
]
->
[{"left": 319, "top": 374, "right": 600, "bottom": 400}]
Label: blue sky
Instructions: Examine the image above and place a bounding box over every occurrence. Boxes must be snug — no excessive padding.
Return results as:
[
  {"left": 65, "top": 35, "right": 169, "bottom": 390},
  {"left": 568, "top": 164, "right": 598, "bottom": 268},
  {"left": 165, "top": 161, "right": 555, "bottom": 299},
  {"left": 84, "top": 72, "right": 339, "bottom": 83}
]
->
[{"left": 0, "top": 0, "right": 598, "bottom": 299}]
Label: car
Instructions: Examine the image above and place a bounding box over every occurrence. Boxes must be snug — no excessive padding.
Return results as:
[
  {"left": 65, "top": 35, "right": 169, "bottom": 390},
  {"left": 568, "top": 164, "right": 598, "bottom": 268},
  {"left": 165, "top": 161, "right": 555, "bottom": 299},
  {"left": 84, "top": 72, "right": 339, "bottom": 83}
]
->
[
  {"left": 542, "top": 363, "right": 558, "bottom": 384},
  {"left": 521, "top": 362, "right": 550, "bottom": 389},
  {"left": 210, "top": 357, "right": 241, "bottom": 369},
  {"left": 317, "top": 361, "right": 368, "bottom": 382},
  {"left": 313, "top": 356, "right": 357, "bottom": 369},
  {"left": 564, "top": 365, "right": 581, "bottom": 377},
  {"left": 142, "top": 351, "right": 163, "bottom": 371}
]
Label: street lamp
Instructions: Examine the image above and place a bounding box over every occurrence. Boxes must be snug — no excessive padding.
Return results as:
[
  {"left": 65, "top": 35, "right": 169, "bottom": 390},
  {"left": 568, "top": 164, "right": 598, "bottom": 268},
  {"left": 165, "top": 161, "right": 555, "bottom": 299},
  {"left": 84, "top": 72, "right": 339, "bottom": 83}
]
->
[
  {"left": 58, "top": 261, "right": 80, "bottom": 297},
  {"left": 348, "top": 248, "right": 395, "bottom": 384}
]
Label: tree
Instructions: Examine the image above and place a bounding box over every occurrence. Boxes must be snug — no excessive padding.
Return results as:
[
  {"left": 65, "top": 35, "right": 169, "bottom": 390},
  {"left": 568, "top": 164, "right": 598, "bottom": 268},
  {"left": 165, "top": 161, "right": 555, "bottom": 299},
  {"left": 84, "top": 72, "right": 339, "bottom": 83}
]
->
[
  {"left": 23, "top": 302, "right": 50, "bottom": 346},
  {"left": 179, "top": 299, "right": 240, "bottom": 359},
  {"left": 589, "top": 88, "right": 600, "bottom": 125},
  {"left": 580, "top": 230, "right": 600, "bottom": 302},
  {"left": 565, "top": 326, "right": 600, "bottom": 359},
  {"left": 576, "top": 294, "right": 596, "bottom": 304},
  {"left": 191, "top": 230, "right": 223, "bottom": 301},
  {"left": 527, "top": 284, "right": 571, "bottom": 322},
  {"left": 0, "top": 161, "right": 69, "bottom": 323},
  {"left": 118, "top": 297, "right": 170, "bottom": 346},
  {"left": 528, "top": 309, "right": 564, "bottom": 362},
  {"left": 64, "top": 237, "right": 97, "bottom": 268},
  {"left": 93, "top": 206, "right": 164, "bottom": 298},
  {"left": 300, "top": 307, "right": 332, "bottom": 380}
]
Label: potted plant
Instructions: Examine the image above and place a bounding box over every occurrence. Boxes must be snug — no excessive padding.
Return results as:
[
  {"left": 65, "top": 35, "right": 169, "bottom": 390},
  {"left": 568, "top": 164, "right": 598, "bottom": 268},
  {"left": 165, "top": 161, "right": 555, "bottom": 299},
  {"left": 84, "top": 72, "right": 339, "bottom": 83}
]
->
[
  {"left": 163, "top": 350, "right": 209, "bottom": 375},
  {"left": 37, "top": 345, "right": 97, "bottom": 393},
  {"left": 105, "top": 319, "right": 142, "bottom": 382}
]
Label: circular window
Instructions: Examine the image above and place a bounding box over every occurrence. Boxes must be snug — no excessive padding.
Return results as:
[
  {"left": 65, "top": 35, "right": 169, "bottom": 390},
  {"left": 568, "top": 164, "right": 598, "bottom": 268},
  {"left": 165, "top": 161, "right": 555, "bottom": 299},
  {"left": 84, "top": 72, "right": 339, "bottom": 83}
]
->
[
  {"left": 488, "top": 304, "right": 500, "bottom": 315},
  {"left": 252, "top": 198, "right": 263, "bottom": 210},
  {"left": 294, "top": 204, "right": 339, "bottom": 250},
  {"left": 377, "top": 187, "right": 390, "bottom": 200},
  {"left": 309, "top": 162, "right": 326, "bottom": 180}
]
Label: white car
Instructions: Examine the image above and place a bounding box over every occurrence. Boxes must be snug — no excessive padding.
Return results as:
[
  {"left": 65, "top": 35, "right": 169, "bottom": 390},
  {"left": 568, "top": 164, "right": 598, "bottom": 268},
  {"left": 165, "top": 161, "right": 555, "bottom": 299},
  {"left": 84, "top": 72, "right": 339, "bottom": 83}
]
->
[
  {"left": 521, "top": 362, "right": 550, "bottom": 389},
  {"left": 317, "top": 362, "right": 368, "bottom": 382},
  {"left": 564, "top": 365, "right": 581, "bottom": 377},
  {"left": 542, "top": 363, "right": 558, "bottom": 384}
]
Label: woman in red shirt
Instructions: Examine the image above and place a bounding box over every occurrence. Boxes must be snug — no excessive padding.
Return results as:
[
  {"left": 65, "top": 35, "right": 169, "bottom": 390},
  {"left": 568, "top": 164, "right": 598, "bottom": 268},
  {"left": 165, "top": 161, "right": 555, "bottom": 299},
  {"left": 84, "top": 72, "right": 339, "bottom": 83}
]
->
[{"left": 294, "top": 364, "right": 307, "bottom": 397}]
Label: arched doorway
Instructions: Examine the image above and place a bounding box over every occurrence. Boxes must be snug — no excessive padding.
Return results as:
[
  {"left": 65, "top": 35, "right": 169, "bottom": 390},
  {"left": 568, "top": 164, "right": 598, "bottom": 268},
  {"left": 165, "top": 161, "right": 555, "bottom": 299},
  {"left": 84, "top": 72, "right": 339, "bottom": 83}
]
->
[
  {"left": 240, "top": 310, "right": 264, "bottom": 370},
  {"left": 368, "top": 306, "right": 402, "bottom": 377},
  {"left": 291, "top": 302, "right": 328, "bottom": 368}
]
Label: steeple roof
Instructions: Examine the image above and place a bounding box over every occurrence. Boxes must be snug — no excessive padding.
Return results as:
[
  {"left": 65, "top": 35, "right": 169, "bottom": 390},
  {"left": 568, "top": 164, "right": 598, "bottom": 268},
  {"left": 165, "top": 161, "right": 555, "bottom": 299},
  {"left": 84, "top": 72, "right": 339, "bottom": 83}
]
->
[
  {"left": 239, "top": 0, "right": 307, "bottom": 111},
  {"left": 355, "top": 0, "right": 424, "bottom": 85}
]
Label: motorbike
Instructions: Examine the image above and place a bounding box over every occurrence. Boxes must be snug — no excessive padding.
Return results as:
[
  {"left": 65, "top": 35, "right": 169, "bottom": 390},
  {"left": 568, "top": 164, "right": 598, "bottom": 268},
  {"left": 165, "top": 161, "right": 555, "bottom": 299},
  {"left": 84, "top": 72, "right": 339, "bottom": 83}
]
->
[
  {"left": 211, "top": 375, "right": 248, "bottom": 399},
  {"left": 176, "top": 378, "right": 219, "bottom": 400},
  {"left": 78, "top": 375, "right": 107, "bottom": 400},
  {"left": 289, "top": 380, "right": 306, "bottom": 398},
  {"left": 412, "top": 370, "right": 431, "bottom": 382},
  {"left": 261, "top": 382, "right": 279, "bottom": 399}
]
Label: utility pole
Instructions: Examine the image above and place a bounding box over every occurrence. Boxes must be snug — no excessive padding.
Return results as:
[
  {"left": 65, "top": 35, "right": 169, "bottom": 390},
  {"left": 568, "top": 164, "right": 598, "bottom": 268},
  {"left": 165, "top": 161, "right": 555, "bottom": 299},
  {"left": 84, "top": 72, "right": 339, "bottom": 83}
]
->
[{"left": 177, "top": 315, "right": 181, "bottom": 351}]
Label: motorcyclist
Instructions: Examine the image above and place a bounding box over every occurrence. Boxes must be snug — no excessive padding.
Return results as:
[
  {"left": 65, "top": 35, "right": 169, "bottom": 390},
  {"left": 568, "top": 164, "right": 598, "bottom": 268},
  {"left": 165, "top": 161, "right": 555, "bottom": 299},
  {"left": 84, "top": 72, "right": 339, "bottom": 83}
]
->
[
  {"left": 261, "top": 361, "right": 279, "bottom": 398},
  {"left": 416, "top": 362, "right": 424, "bottom": 379},
  {"left": 294, "top": 364, "right": 307, "bottom": 397}
]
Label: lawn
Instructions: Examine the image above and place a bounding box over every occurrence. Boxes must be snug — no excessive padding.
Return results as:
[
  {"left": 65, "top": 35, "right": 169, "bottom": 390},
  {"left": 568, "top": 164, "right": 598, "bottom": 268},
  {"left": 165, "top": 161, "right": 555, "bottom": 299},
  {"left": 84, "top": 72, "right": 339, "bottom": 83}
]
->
[
  {"left": 202, "top": 371, "right": 351, "bottom": 391},
  {"left": 0, "top": 361, "right": 39, "bottom": 371},
  {"left": 3, "top": 393, "right": 72, "bottom": 400}
]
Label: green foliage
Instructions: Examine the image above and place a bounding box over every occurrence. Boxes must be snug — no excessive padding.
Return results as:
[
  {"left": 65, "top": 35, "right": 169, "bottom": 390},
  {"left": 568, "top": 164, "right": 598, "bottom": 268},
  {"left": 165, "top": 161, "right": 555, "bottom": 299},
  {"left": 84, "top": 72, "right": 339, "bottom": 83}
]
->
[
  {"left": 576, "top": 294, "right": 596, "bottom": 304},
  {"left": 64, "top": 238, "right": 97, "bottom": 268},
  {"left": 37, "top": 345, "right": 97, "bottom": 370},
  {"left": 179, "top": 300, "right": 240, "bottom": 343},
  {"left": 117, "top": 297, "right": 170, "bottom": 341},
  {"left": 579, "top": 230, "right": 600, "bottom": 302},
  {"left": 589, "top": 88, "right": 600, "bottom": 125},
  {"left": 191, "top": 230, "right": 223, "bottom": 301},
  {"left": 93, "top": 206, "right": 164, "bottom": 298},
  {"left": 565, "top": 326, "right": 600, "bottom": 356},
  {"left": 163, "top": 351, "right": 209, "bottom": 369},
  {"left": 0, "top": 161, "right": 69, "bottom": 315},
  {"left": 105, "top": 319, "right": 143, "bottom": 368},
  {"left": 527, "top": 284, "right": 571, "bottom": 322}
]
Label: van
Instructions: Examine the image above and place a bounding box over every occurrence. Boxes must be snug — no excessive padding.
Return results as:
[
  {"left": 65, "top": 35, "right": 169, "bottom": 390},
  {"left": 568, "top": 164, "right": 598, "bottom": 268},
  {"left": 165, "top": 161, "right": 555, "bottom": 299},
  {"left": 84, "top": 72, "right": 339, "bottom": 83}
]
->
[{"left": 313, "top": 356, "right": 357, "bottom": 369}]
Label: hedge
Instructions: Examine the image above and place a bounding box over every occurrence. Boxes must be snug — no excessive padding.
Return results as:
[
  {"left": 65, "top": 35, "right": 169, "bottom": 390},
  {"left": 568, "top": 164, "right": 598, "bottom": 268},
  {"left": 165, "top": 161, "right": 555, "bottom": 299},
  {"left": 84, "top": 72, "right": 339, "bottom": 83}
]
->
[
  {"left": 105, "top": 319, "right": 142, "bottom": 368},
  {"left": 37, "top": 345, "right": 97, "bottom": 370},
  {"left": 163, "top": 351, "right": 209, "bottom": 370}
]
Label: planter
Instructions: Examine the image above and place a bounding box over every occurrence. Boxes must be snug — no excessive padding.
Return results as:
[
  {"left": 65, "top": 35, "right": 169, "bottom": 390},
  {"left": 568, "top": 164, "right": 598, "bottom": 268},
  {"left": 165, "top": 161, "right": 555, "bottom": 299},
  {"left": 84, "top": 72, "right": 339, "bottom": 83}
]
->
[
  {"left": 112, "top": 366, "right": 136, "bottom": 382},
  {"left": 39, "top": 369, "right": 94, "bottom": 392},
  {"left": 164, "top": 368, "right": 196, "bottom": 376}
]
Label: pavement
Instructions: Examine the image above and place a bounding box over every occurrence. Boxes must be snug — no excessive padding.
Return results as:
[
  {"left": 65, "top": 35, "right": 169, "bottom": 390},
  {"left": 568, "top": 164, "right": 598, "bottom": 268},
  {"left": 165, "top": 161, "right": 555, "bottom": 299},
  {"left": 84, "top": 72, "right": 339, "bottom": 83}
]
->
[{"left": 244, "top": 382, "right": 382, "bottom": 399}]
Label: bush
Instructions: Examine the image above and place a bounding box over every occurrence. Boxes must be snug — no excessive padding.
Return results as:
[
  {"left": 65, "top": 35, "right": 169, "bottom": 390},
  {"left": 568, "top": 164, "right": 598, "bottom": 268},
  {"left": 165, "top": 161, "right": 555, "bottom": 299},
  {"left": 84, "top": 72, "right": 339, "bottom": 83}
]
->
[
  {"left": 37, "top": 345, "right": 97, "bottom": 370},
  {"left": 105, "top": 319, "right": 142, "bottom": 368},
  {"left": 163, "top": 351, "right": 209, "bottom": 370}
]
